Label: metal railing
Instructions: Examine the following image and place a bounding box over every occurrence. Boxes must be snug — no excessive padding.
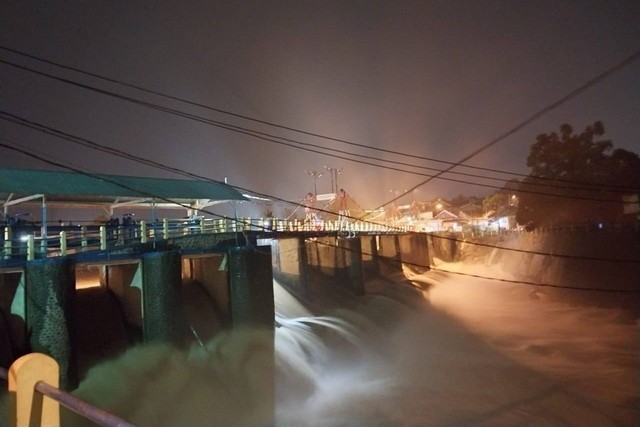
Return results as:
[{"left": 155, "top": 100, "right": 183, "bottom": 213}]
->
[
  {"left": 1, "top": 353, "right": 136, "bottom": 427},
  {"left": 1, "top": 216, "right": 406, "bottom": 262}
]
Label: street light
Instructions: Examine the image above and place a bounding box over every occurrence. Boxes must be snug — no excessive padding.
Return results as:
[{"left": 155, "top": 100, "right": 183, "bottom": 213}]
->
[
  {"left": 323, "top": 166, "right": 342, "bottom": 194},
  {"left": 305, "top": 169, "right": 325, "bottom": 197}
]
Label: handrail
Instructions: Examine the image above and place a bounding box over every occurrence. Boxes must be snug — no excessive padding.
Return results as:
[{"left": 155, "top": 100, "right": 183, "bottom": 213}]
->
[
  {"left": 35, "top": 380, "right": 136, "bottom": 427},
  {"left": 4, "top": 353, "right": 137, "bottom": 427},
  {"left": 0, "top": 215, "right": 422, "bottom": 262}
]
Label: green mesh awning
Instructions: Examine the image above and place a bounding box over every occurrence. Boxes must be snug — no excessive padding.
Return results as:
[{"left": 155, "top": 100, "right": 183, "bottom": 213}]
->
[{"left": 0, "top": 168, "right": 246, "bottom": 202}]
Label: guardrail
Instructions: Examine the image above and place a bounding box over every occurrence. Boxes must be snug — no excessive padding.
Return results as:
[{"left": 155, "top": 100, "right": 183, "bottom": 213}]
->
[
  {"left": 0, "top": 353, "right": 135, "bottom": 427},
  {"left": 1, "top": 216, "right": 405, "bottom": 262}
]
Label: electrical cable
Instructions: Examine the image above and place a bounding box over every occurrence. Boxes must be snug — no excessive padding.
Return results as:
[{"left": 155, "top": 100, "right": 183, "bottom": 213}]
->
[
  {"left": 0, "top": 110, "right": 633, "bottom": 206},
  {"left": 2, "top": 44, "right": 637, "bottom": 193},
  {"left": 1, "top": 49, "right": 638, "bottom": 258},
  {"left": 2, "top": 112, "right": 638, "bottom": 265},
  {"left": 1, "top": 58, "right": 639, "bottom": 199}
]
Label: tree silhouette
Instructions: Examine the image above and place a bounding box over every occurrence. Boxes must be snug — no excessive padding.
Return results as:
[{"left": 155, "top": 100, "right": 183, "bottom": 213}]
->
[{"left": 516, "top": 122, "right": 639, "bottom": 227}]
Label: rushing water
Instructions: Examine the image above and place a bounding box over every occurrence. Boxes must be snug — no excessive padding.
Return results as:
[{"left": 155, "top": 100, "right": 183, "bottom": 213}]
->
[{"left": 3, "top": 262, "right": 637, "bottom": 426}]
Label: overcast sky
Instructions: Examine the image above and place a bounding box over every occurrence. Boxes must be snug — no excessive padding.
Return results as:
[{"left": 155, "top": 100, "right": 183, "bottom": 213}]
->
[{"left": 1, "top": 1, "right": 639, "bottom": 210}]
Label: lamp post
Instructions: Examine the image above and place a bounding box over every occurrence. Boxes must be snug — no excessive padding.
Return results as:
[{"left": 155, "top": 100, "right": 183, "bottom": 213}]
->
[
  {"left": 323, "top": 166, "right": 342, "bottom": 194},
  {"left": 305, "top": 169, "right": 325, "bottom": 197}
]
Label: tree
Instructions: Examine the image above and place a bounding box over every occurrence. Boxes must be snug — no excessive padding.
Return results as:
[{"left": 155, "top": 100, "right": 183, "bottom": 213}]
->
[
  {"left": 516, "top": 122, "right": 639, "bottom": 227},
  {"left": 483, "top": 179, "right": 521, "bottom": 214}
]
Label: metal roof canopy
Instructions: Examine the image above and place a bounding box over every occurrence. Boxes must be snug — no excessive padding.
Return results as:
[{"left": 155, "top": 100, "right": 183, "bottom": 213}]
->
[{"left": 0, "top": 167, "right": 247, "bottom": 218}]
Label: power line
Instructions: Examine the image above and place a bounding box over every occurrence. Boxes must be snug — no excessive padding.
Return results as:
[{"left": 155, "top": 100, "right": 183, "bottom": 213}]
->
[
  {"left": 2, "top": 47, "right": 638, "bottom": 209},
  {"left": 1, "top": 108, "right": 637, "bottom": 254},
  {"left": 0, "top": 47, "right": 637, "bottom": 289},
  {"left": 1, "top": 48, "right": 639, "bottom": 196},
  {"left": 0, "top": 108, "right": 632, "bottom": 206}
]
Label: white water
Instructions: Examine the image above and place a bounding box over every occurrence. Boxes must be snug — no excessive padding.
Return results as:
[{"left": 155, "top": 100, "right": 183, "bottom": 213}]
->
[{"left": 3, "top": 264, "right": 637, "bottom": 426}]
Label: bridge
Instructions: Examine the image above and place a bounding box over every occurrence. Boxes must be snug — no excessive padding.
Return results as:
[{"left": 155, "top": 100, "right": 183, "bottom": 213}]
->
[{"left": 1, "top": 168, "right": 430, "bottom": 411}]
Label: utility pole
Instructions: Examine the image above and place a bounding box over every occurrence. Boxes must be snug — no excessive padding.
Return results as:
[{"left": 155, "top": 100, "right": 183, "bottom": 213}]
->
[
  {"left": 323, "top": 166, "right": 343, "bottom": 193},
  {"left": 305, "top": 169, "right": 325, "bottom": 197}
]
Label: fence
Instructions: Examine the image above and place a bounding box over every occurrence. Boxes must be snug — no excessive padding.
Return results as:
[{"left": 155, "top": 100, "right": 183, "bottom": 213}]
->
[
  {"left": 0, "top": 353, "right": 135, "bottom": 427},
  {"left": 1, "top": 216, "right": 403, "bottom": 262}
]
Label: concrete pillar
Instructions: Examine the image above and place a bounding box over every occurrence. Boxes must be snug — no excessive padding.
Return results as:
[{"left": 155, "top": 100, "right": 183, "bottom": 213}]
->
[
  {"left": 228, "top": 245, "right": 275, "bottom": 427},
  {"left": 270, "top": 237, "right": 309, "bottom": 299},
  {"left": 377, "top": 234, "right": 402, "bottom": 273},
  {"left": 297, "top": 236, "right": 309, "bottom": 296},
  {"left": 25, "top": 257, "right": 76, "bottom": 390},
  {"left": 360, "top": 235, "right": 380, "bottom": 279},
  {"left": 228, "top": 246, "right": 274, "bottom": 329},
  {"left": 345, "top": 238, "right": 364, "bottom": 296},
  {"left": 399, "top": 233, "right": 430, "bottom": 273},
  {"left": 141, "top": 251, "right": 183, "bottom": 344}
]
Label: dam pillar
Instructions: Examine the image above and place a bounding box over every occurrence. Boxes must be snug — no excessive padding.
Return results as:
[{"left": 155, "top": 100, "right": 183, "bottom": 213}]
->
[
  {"left": 141, "top": 251, "right": 183, "bottom": 344},
  {"left": 228, "top": 245, "right": 275, "bottom": 426},
  {"left": 361, "top": 235, "right": 380, "bottom": 280},
  {"left": 344, "top": 237, "right": 365, "bottom": 296},
  {"left": 228, "top": 245, "right": 274, "bottom": 329},
  {"left": 24, "top": 257, "right": 77, "bottom": 389},
  {"left": 271, "top": 237, "right": 309, "bottom": 299},
  {"left": 399, "top": 233, "right": 430, "bottom": 273},
  {"left": 378, "top": 234, "right": 402, "bottom": 274}
]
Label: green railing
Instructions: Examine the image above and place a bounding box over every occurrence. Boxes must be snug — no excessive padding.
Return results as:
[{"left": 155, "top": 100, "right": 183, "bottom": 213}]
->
[{"left": 1, "top": 216, "right": 406, "bottom": 262}]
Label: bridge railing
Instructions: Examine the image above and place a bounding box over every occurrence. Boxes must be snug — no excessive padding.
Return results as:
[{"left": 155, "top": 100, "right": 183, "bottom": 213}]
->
[
  {"left": 0, "top": 353, "right": 136, "bottom": 427},
  {"left": 1, "top": 216, "right": 406, "bottom": 262}
]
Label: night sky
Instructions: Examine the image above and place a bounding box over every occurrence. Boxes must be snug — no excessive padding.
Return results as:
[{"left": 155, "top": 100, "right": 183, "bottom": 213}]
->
[{"left": 1, "top": 1, "right": 639, "bottom": 210}]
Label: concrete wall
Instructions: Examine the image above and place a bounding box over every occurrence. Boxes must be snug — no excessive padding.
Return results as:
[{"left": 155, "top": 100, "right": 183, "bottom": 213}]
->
[
  {"left": 102, "top": 262, "right": 143, "bottom": 341},
  {"left": 181, "top": 253, "right": 231, "bottom": 340},
  {"left": 272, "top": 233, "right": 431, "bottom": 299},
  {"left": 271, "top": 237, "right": 309, "bottom": 298},
  {"left": 24, "top": 258, "right": 77, "bottom": 389},
  {"left": 429, "top": 229, "right": 640, "bottom": 314},
  {"left": 228, "top": 246, "right": 274, "bottom": 329}
]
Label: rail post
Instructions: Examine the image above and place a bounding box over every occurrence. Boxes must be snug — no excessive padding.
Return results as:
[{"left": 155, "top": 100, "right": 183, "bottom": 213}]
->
[
  {"left": 163, "top": 218, "right": 169, "bottom": 238},
  {"left": 27, "top": 235, "right": 35, "bottom": 261},
  {"left": 3, "top": 226, "right": 11, "bottom": 259},
  {"left": 8, "top": 352, "right": 60, "bottom": 427},
  {"left": 140, "top": 220, "right": 148, "bottom": 243},
  {"left": 59, "top": 231, "right": 67, "bottom": 256},
  {"left": 100, "top": 226, "right": 107, "bottom": 250},
  {"left": 81, "top": 226, "right": 88, "bottom": 251}
]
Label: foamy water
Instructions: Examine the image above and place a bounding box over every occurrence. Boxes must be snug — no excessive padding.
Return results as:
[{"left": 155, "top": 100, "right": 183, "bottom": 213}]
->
[{"left": 4, "top": 268, "right": 637, "bottom": 426}]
